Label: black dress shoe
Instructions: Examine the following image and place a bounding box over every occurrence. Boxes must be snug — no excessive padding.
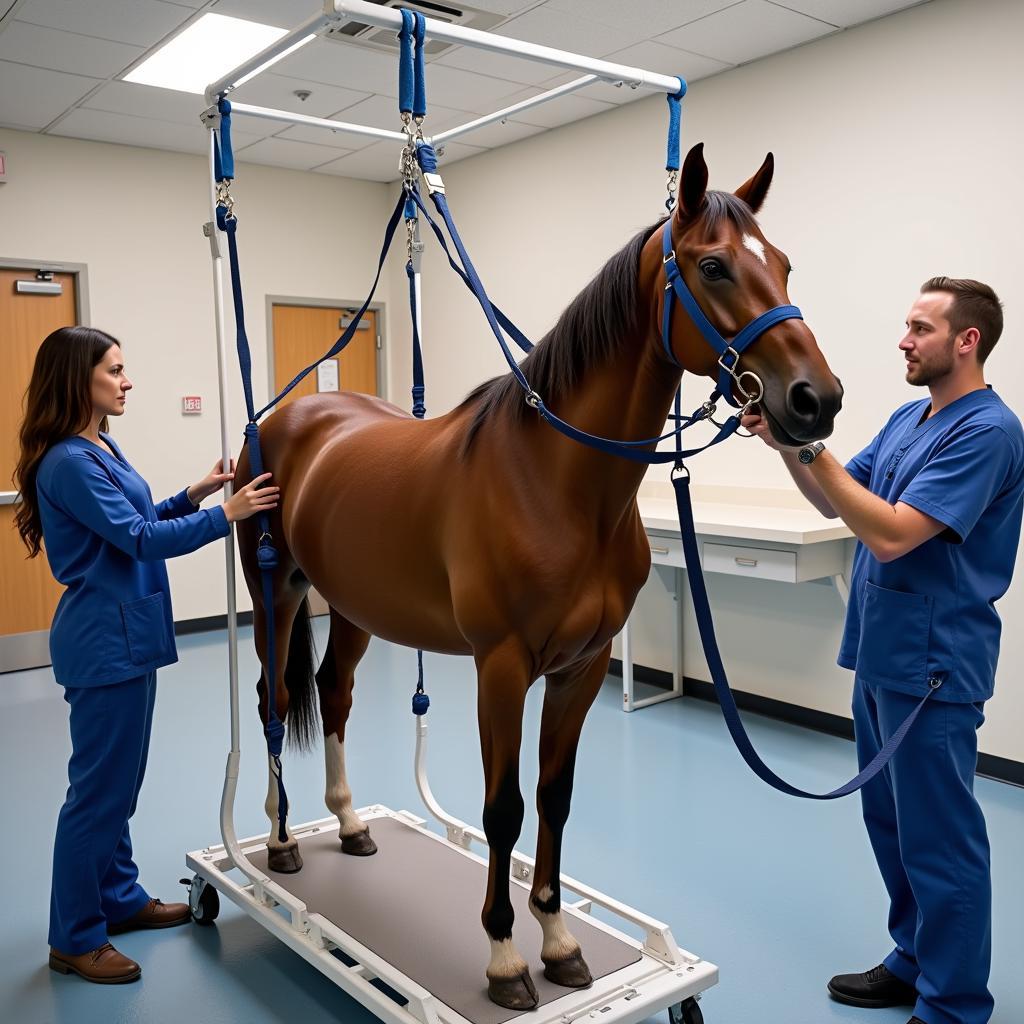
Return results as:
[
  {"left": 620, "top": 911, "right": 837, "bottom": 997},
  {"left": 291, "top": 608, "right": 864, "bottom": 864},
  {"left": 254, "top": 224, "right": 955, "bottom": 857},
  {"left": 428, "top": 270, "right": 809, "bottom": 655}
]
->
[{"left": 827, "top": 964, "right": 917, "bottom": 1008}]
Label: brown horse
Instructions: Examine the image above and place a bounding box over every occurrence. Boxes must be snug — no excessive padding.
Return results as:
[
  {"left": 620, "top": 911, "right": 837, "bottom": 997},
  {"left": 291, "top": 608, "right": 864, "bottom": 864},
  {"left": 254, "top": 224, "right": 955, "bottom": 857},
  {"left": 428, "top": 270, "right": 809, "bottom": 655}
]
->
[{"left": 235, "top": 143, "right": 843, "bottom": 1010}]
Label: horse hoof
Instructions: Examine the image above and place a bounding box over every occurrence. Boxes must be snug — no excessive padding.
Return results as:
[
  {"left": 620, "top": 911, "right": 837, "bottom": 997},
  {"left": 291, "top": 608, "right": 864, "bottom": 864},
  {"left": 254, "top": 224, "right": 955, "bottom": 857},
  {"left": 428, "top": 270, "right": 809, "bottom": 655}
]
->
[
  {"left": 340, "top": 829, "right": 377, "bottom": 856},
  {"left": 487, "top": 970, "right": 539, "bottom": 1010},
  {"left": 267, "top": 843, "right": 303, "bottom": 873},
  {"left": 544, "top": 951, "right": 593, "bottom": 988}
]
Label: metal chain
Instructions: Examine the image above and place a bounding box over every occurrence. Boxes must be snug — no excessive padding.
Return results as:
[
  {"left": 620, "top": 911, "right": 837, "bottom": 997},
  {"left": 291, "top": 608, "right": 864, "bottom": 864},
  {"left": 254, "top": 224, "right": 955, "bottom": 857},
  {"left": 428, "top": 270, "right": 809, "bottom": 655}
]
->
[{"left": 215, "top": 179, "right": 235, "bottom": 219}]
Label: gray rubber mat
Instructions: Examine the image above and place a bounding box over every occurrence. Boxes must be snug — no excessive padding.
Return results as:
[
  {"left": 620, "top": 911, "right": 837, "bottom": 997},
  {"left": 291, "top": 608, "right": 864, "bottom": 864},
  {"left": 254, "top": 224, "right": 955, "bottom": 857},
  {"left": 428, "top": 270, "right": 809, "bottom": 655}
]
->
[{"left": 248, "top": 816, "right": 642, "bottom": 1024}]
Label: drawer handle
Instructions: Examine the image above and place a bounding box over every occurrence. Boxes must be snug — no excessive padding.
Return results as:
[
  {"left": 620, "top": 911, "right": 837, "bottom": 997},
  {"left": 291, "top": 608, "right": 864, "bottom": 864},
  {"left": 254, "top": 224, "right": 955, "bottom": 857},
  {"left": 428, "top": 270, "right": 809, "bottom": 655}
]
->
[
  {"left": 650, "top": 546, "right": 670, "bottom": 555},
  {"left": 734, "top": 556, "right": 759, "bottom": 567}
]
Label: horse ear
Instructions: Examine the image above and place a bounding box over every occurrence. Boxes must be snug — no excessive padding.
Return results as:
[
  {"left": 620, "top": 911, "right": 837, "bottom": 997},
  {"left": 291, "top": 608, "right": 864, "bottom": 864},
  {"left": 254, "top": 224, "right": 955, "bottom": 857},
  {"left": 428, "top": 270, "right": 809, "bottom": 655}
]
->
[
  {"left": 734, "top": 152, "right": 774, "bottom": 214},
  {"left": 676, "top": 142, "right": 708, "bottom": 220}
]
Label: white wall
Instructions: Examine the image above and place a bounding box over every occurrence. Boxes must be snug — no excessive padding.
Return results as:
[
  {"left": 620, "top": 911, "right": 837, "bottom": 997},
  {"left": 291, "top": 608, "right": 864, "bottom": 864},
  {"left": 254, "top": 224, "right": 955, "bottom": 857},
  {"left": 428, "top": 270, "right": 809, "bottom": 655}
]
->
[
  {"left": 391, "top": 0, "right": 1024, "bottom": 761},
  {"left": 3, "top": 0, "right": 1021, "bottom": 760},
  {"left": 0, "top": 128, "right": 396, "bottom": 620}
]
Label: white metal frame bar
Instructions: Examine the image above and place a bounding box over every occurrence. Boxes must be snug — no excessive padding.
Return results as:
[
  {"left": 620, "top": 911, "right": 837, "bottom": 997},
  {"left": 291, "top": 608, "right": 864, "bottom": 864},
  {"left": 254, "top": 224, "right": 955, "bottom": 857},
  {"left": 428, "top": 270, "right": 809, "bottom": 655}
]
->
[{"left": 202, "top": 0, "right": 682, "bottom": 150}]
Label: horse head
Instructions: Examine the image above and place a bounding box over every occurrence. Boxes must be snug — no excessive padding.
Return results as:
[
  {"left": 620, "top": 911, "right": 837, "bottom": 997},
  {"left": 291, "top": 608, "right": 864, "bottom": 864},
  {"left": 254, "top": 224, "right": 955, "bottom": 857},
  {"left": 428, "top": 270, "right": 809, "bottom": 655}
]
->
[{"left": 652, "top": 142, "right": 843, "bottom": 445}]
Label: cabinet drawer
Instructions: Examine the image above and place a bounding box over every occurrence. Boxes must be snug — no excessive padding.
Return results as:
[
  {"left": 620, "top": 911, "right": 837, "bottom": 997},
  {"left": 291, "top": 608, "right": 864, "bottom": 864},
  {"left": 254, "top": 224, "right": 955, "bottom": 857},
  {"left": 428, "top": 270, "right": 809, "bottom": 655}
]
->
[
  {"left": 702, "top": 542, "right": 796, "bottom": 582},
  {"left": 646, "top": 534, "right": 685, "bottom": 568}
]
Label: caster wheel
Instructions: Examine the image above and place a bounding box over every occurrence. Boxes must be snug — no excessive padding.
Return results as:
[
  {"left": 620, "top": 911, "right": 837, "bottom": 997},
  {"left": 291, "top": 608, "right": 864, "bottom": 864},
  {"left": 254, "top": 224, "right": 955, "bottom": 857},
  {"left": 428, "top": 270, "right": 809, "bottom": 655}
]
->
[
  {"left": 181, "top": 875, "right": 220, "bottom": 926},
  {"left": 669, "top": 996, "right": 704, "bottom": 1024}
]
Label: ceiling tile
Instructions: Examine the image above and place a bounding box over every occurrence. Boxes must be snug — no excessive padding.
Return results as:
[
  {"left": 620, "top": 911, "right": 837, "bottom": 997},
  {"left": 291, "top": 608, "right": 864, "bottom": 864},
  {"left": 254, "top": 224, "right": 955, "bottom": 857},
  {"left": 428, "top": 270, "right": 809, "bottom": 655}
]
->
[
  {"left": 493, "top": 6, "right": 649, "bottom": 54},
  {"left": 327, "top": 93, "right": 477, "bottom": 136},
  {"left": 210, "top": 0, "right": 327, "bottom": 30},
  {"left": 234, "top": 135, "right": 353, "bottom": 170},
  {"left": 582, "top": 40, "right": 730, "bottom": 102},
  {"left": 657, "top": 0, "right": 835, "bottom": 65},
  {"left": 15, "top": 0, "right": 196, "bottom": 49},
  {"left": 273, "top": 37, "right": 397, "bottom": 95},
  {"left": 49, "top": 105, "right": 263, "bottom": 156},
  {"left": 314, "top": 142, "right": 401, "bottom": 183},
  {"left": 544, "top": 0, "right": 739, "bottom": 38},
  {"left": 82, "top": 79, "right": 279, "bottom": 139},
  {"left": 434, "top": 116, "right": 545, "bottom": 150},
  {"left": 434, "top": 44, "right": 579, "bottom": 88},
  {"left": 492, "top": 85, "right": 614, "bottom": 129},
  {"left": 0, "top": 20, "right": 143, "bottom": 78},
  {"left": 274, "top": 121, "right": 376, "bottom": 151},
  {"left": 432, "top": 140, "right": 487, "bottom": 166},
  {"left": 0, "top": 59, "right": 99, "bottom": 129},
  {"left": 411, "top": 63, "right": 525, "bottom": 113},
  {"left": 231, "top": 72, "right": 370, "bottom": 119},
  {"left": 444, "top": 0, "right": 536, "bottom": 13},
  {"left": 765, "top": 0, "right": 924, "bottom": 28}
]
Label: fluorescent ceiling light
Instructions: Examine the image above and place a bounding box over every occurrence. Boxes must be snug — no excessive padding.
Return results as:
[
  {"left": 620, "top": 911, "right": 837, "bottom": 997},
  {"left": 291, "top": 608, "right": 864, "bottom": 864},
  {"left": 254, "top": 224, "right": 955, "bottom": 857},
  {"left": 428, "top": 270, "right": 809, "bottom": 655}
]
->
[{"left": 124, "top": 13, "right": 289, "bottom": 95}]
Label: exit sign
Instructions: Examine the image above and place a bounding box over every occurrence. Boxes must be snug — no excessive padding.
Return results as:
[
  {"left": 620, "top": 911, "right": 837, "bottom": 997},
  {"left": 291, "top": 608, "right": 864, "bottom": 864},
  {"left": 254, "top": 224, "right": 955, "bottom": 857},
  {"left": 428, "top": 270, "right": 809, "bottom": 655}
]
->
[{"left": 182, "top": 396, "right": 202, "bottom": 414}]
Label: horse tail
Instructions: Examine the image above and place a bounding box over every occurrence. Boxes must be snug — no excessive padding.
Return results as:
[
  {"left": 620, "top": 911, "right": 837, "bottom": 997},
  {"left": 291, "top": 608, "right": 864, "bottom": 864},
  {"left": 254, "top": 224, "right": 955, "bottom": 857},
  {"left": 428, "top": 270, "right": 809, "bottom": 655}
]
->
[{"left": 284, "top": 596, "right": 320, "bottom": 753}]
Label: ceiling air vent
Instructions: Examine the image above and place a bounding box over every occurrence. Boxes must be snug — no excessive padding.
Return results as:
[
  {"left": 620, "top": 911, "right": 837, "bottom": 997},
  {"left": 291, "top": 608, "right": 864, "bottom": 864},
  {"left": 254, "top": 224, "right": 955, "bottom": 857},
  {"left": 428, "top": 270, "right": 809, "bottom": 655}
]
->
[{"left": 325, "top": 0, "right": 505, "bottom": 58}]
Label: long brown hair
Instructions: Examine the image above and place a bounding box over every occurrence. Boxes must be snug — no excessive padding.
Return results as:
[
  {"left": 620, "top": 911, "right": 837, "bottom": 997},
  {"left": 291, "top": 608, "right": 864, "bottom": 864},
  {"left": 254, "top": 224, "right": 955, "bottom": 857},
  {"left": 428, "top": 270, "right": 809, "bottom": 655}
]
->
[{"left": 14, "top": 326, "right": 120, "bottom": 557}]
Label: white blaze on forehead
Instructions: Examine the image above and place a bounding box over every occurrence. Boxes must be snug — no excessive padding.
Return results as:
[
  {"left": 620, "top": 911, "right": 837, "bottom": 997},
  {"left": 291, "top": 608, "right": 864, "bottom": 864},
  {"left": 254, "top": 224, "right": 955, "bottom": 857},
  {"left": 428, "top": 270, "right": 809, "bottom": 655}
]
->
[{"left": 742, "top": 233, "right": 767, "bottom": 266}]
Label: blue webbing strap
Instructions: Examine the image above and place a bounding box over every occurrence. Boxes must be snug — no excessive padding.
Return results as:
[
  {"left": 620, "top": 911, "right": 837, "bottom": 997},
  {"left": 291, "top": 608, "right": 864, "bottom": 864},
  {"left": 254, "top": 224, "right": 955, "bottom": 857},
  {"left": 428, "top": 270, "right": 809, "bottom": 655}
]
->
[
  {"left": 407, "top": 261, "right": 426, "bottom": 418},
  {"left": 412, "top": 11, "right": 427, "bottom": 120},
  {"left": 214, "top": 97, "right": 234, "bottom": 182},
  {"left": 665, "top": 77, "right": 686, "bottom": 173},
  {"left": 397, "top": 9, "right": 415, "bottom": 114},
  {"left": 254, "top": 194, "right": 407, "bottom": 420},
  {"left": 218, "top": 204, "right": 290, "bottom": 842},
  {"left": 673, "top": 470, "right": 938, "bottom": 798}
]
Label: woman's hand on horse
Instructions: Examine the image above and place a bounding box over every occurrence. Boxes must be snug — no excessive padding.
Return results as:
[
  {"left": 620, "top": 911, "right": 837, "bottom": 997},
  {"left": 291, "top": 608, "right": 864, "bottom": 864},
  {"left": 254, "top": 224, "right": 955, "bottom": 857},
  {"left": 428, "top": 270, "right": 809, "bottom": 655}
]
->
[
  {"left": 188, "top": 458, "right": 236, "bottom": 505},
  {"left": 741, "top": 413, "right": 795, "bottom": 452},
  {"left": 222, "top": 472, "right": 280, "bottom": 522}
]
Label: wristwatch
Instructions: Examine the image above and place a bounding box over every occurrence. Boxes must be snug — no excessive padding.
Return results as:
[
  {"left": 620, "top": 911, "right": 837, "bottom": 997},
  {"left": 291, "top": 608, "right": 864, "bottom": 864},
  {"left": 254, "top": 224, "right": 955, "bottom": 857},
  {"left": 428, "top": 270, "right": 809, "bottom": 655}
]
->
[{"left": 797, "top": 441, "right": 826, "bottom": 465}]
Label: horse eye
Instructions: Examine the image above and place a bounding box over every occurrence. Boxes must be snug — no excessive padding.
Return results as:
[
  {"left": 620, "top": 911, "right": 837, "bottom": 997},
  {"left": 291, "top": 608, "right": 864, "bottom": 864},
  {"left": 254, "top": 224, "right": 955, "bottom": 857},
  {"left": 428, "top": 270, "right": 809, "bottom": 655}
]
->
[{"left": 700, "top": 259, "right": 725, "bottom": 281}]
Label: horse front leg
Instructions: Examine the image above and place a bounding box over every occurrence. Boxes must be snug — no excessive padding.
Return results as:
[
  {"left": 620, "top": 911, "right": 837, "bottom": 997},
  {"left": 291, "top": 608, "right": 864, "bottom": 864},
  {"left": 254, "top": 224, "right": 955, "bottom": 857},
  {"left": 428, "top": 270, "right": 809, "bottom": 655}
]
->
[
  {"left": 476, "top": 640, "right": 537, "bottom": 1010},
  {"left": 531, "top": 644, "right": 611, "bottom": 989},
  {"left": 316, "top": 607, "right": 376, "bottom": 855}
]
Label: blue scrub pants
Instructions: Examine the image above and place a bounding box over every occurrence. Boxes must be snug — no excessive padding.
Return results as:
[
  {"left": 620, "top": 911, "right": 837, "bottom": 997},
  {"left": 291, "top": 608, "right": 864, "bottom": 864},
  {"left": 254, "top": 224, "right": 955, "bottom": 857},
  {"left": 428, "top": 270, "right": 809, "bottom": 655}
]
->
[
  {"left": 48, "top": 673, "right": 157, "bottom": 954},
  {"left": 853, "top": 675, "right": 993, "bottom": 1024}
]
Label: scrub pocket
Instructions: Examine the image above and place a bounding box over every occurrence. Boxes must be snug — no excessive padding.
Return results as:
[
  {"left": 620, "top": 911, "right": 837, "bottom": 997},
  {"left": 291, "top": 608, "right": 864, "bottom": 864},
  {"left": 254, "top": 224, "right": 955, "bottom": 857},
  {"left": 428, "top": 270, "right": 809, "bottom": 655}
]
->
[
  {"left": 121, "top": 593, "right": 173, "bottom": 665},
  {"left": 857, "top": 580, "right": 933, "bottom": 686}
]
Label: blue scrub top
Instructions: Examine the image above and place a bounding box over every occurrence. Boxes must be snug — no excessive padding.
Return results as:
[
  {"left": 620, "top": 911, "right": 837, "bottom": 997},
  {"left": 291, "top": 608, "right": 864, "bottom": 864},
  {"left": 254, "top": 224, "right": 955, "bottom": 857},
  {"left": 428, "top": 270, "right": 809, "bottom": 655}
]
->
[
  {"left": 36, "top": 434, "right": 230, "bottom": 687},
  {"left": 838, "top": 387, "right": 1024, "bottom": 702}
]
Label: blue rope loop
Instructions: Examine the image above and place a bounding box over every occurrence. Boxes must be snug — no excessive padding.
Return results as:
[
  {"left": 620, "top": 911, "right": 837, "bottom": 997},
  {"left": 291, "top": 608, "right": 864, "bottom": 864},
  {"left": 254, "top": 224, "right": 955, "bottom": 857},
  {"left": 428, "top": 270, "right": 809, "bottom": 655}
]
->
[
  {"left": 671, "top": 471, "right": 932, "bottom": 799},
  {"left": 214, "top": 97, "right": 234, "bottom": 182},
  {"left": 665, "top": 76, "right": 686, "bottom": 173},
  {"left": 412, "top": 12, "right": 427, "bottom": 119},
  {"left": 416, "top": 140, "right": 438, "bottom": 173},
  {"left": 397, "top": 9, "right": 416, "bottom": 115}
]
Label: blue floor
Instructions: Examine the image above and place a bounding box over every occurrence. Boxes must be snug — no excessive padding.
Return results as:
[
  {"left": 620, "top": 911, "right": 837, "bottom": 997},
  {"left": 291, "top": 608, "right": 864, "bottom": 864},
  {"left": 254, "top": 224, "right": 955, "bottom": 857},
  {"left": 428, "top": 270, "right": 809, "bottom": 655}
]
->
[{"left": 3, "top": 621, "right": 1021, "bottom": 1024}]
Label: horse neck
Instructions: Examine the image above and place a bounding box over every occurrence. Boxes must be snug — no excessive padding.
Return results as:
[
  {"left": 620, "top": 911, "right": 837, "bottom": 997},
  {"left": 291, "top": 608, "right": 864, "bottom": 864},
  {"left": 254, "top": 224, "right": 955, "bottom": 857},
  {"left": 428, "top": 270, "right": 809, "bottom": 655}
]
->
[{"left": 534, "top": 324, "right": 682, "bottom": 532}]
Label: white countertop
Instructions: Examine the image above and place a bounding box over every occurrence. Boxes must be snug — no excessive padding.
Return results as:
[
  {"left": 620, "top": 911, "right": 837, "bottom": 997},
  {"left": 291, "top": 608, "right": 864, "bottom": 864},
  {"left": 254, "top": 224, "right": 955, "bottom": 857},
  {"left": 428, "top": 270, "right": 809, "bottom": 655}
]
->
[{"left": 638, "top": 486, "right": 853, "bottom": 546}]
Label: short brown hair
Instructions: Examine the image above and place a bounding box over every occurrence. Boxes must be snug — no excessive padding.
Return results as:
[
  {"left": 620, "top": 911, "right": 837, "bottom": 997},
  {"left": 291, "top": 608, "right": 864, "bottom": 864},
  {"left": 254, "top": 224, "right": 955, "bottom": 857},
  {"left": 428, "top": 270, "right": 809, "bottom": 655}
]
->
[{"left": 921, "top": 277, "right": 1003, "bottom": 363}]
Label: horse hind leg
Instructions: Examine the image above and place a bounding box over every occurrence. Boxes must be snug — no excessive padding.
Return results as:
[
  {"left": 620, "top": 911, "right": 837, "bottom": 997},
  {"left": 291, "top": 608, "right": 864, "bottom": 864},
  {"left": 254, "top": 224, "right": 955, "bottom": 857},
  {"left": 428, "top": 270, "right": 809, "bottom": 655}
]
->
[
  {"left": 316, "top": 607, "right": 376, "bottom": 856},
  {"left": 529, "top": 645, "right": 610, "bottom": 989},
  {"left": 253, "top": 571, "right": 320, "bottom": 875}
]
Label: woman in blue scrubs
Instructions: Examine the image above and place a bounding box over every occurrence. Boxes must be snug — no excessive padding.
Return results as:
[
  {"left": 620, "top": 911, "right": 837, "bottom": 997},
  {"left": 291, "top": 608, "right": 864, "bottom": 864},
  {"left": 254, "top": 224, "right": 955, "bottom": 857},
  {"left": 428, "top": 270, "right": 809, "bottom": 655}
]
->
[{"left": 14, "top": 326, "right": 279, "bottom": 984}]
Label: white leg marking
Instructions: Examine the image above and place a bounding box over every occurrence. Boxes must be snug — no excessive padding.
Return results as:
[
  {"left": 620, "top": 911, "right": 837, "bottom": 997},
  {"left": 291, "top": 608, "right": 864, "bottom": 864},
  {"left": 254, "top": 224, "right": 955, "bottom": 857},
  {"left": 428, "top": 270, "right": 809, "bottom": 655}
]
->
[
  {"left": 265, "top": 755, "right": 296, "bottom": 849},
  {"left": 487, "top": 937, "right": 529, "bottom": 980},
  {"left": 325, "top": 734, "right": 367, "bottom": 838},
  {"left": 742, "top": 233, "right": 768, "bottom": 266},
  {"left": 530, "top": 887, "right": 581, "bottom": 962}
]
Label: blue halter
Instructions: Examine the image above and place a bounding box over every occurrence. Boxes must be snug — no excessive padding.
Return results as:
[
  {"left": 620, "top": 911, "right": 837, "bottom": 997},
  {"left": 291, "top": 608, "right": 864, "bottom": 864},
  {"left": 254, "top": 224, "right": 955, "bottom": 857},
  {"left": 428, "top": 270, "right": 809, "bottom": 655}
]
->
[{"left": 661, "top": 220, "right": 804, "bottom": 408}]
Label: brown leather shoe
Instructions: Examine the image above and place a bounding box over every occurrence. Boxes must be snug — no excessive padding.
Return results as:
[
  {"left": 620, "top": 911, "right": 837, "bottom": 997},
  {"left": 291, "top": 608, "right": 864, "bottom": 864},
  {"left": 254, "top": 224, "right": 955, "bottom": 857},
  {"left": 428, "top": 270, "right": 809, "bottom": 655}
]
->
[
  {"left": 49, "top": 943, "right": 141, "bottom": 984},
  {"left": 107, "top": 897, "right": 190, "bottom": 935}
]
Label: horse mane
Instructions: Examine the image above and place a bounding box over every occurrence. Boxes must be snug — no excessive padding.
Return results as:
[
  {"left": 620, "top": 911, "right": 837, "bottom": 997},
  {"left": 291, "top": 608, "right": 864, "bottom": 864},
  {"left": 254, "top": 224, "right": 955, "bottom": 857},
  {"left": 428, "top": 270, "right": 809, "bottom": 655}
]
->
[{"left": 458, "top": 191, "right": 756, "bottom": 453}]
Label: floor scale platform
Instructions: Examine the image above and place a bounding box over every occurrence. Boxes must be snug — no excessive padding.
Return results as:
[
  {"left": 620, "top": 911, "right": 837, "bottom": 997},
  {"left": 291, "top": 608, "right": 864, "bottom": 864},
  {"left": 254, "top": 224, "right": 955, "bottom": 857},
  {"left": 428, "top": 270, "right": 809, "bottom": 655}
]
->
[{"left": 186, "top": 806, "right": 718, "bottom": 1024}]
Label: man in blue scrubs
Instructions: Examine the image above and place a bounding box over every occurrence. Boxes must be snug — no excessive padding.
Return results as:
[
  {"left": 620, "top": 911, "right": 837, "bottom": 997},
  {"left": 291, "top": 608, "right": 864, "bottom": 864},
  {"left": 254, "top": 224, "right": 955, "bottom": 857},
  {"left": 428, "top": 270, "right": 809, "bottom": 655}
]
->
[{"left": 743, "top": 277, "right": 1024, "bottom": 1024}]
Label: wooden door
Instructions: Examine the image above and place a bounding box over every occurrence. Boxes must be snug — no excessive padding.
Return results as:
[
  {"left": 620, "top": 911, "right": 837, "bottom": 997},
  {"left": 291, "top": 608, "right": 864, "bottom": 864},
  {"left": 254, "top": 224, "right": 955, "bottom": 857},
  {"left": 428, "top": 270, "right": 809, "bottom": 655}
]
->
[
  {"left": 271, "top": 305, "right": 379, "bottom": 408},
  {"left": 270, "top": 303, "right": 380, "bottom": 615},
  {"left": 0, "top": 268, "right": 78, "bottom": 670}
]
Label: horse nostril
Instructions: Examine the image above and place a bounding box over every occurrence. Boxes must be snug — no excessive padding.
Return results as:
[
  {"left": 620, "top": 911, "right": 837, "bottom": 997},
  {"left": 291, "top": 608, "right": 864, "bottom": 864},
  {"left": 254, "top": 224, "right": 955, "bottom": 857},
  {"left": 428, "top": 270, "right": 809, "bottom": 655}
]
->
[{"left": 786, "top": 380, "right": 821, "bottom": 426}]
